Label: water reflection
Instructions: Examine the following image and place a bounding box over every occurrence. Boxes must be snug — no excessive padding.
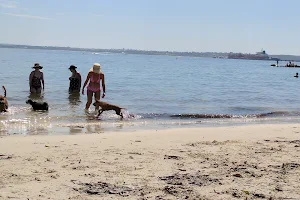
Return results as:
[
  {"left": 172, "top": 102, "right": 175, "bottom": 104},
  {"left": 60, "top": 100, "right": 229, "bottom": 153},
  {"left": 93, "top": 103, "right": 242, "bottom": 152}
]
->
[
  {"left": 0, "top": 128, "right": 8, "bottom": 136},
  {"left": 26, "top": 126, "right": 49, "bottom": 135},
  {"left": 68, "top": 92, "right": 81, "bottom": 106},
  {"left": 86, "top": 124, "right": 103, "bottom": 134},
  {"left": 69, "top": 125, "right": 84, "bottom": 135},
  {"left": 28, "top": 92, "right": 44, "bottom": 101}
]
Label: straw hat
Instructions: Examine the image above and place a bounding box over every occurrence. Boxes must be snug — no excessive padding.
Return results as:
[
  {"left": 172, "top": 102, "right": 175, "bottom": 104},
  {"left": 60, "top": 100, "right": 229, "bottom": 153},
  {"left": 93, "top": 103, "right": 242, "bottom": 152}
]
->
[
  {"left": 89, "top": 63, "right": 102, "bottom": 74},
  {"left": 32, "top": 63, "right": 43, "bottom": 69}
]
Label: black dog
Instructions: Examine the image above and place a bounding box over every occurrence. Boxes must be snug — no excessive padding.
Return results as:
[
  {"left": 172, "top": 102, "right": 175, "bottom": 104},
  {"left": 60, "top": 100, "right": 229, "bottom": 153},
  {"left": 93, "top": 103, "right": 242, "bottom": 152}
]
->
[
  {"left": 0, "top": 86, "right": 8, "bottom": 112},
  {"left": 93, "top": 99, "right": 124, "bottom": 118},
  {"left": 26, "top": 99, "right": 49, "bottom": 111}
]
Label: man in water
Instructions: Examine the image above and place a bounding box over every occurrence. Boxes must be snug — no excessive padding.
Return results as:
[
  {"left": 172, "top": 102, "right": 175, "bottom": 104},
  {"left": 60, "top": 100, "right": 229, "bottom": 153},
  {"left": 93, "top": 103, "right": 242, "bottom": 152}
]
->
[{"left": 294, "top": 73, "right": 298, "bottom": 78}]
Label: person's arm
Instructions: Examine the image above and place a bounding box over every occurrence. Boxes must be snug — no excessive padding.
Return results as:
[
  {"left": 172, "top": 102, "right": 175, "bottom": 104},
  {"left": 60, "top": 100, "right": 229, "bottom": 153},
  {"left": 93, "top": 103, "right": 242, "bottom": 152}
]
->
[
  {"left": 41, "top": 72, "right": 45, "bottom": 90},
  {"left": 82, "top": 72, "right": 91, "bottom": 95},
  {"left": 101, "top": 73, "right": 106, "bottom": 98},
  {"left": 29, "top": 72, "right": 33, "bottom": 90},
  {"left": 78, "top": 73, "right": 82, "bottom": 89}
]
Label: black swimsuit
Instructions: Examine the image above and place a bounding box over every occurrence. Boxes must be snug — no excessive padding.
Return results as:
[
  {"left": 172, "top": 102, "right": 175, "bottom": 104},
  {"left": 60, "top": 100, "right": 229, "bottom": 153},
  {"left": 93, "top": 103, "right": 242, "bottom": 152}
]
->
[
  {"left": 31, "top": 73, "right": 42, "bottom": 90},
  {"left": 69, "top": 75, "right": 80, "bottom": 92}
]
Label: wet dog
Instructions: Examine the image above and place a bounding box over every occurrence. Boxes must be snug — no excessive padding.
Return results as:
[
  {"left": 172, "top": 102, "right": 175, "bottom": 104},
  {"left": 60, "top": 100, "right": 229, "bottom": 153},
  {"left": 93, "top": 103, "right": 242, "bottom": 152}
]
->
[
  {"left": 0, "top": 86, "right": 8, "bottom": 112},
  {"left": 26, "top": 99, "right": 49, "bottom": 111},
  {"left": 93, "top": 99, "right": 124, "bottom": 118}
]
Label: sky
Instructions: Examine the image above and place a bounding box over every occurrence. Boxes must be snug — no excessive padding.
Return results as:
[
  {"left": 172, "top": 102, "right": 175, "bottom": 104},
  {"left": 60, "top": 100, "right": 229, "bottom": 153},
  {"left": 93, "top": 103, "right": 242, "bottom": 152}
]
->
[{"left": 1, "top": 0, "right": 300, "bottom": 55}]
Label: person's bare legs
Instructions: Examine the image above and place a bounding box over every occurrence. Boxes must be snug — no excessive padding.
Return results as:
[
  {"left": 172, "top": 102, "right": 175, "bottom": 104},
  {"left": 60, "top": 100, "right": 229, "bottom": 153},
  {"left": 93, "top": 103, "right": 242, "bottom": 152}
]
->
[
  {"left": 30, "top": 87, "right": 37, "bottom": 94},
  {"left": 85, "top": 90, "right": 93, "bottom": 110},
  {"left": 36, "top": 87, "right": 42, "bottom": 94}
]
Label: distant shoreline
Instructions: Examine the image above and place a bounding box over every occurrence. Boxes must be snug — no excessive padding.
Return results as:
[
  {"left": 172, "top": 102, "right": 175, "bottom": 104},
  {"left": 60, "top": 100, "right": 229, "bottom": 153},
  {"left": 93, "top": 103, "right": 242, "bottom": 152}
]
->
[
  {"left": 0, "top": 43, "right": 227, "bottom": 58},
  {"left": 1, "top": 43, "right": 300, "bottom": 61}
]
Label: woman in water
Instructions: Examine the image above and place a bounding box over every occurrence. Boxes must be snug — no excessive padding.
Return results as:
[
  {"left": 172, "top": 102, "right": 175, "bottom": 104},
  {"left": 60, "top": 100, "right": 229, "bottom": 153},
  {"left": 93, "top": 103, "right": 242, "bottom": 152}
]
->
[
  {"left": 82, "top": 63, "right": 106, "bottom": 111},
  {"left": 29, "top": 63, "right": 44, "bottom": 94},
  {"left": 69, "top": 65, "right": 81, "bottom": 93}
]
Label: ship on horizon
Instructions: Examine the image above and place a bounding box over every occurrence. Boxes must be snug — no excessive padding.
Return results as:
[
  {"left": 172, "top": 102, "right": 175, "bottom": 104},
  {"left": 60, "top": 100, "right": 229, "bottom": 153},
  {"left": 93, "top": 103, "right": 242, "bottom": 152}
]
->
[{"left": 228, "top": 49, "right": 280, "bottom": 61}]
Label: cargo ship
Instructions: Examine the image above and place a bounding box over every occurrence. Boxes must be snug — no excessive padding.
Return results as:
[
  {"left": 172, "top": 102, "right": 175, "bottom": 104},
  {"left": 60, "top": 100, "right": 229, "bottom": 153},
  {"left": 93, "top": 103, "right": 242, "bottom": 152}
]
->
[{"left": 228, "top": 49, "right": 279, "bottom": 61}]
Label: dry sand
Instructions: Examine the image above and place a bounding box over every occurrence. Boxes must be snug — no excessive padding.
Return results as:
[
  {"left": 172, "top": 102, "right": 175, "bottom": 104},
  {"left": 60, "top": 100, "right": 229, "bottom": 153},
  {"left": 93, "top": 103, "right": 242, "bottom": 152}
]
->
[{"left": 0, "top": 124, "right": 300, "bottom": 200}]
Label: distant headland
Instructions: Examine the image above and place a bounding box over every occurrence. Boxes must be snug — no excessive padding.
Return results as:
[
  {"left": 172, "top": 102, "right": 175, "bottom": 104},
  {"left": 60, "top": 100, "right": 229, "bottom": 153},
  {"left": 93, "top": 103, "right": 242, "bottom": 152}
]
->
[{"left": 1, "top": 43, "right": 300, "bottom": 62}]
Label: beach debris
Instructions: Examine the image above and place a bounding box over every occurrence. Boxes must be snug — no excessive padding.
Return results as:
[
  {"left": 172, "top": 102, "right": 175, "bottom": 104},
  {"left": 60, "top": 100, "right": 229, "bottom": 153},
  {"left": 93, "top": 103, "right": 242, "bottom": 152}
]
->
[
  {"left": 128, "top": 152, "right": 142, "bottom": 155},
  {"left": 164, "top": 155, "right": 182, "bottom": 160},
  {"left": 226, "top": 189, "right": 268, "bottom": 199},
  {"left": 214, "top": 189, "right": 223, "bottom": 195},
  {"left": 72, "top": 165, "right": 89, "bottom": 170},
  {"left": 275, "top": 185, "right": 283, "bottom": 192},
  {"left": 84, "top": 173, "right": 97, "bottom": 177},
  {"left": 253, "top": 193, "right": 266, "bottom": 198},
  {"left": 47, "top": 169, "right": 56, "bottom": 173},
  {"left": 243, "top": 190, "right": 250, "bottom": 195},
  {"left": 159, "top": 172, "right": 220, "bottom": 186},
  {"left": 162, "top": 185, "right": 204, "bottom": 199},
  {"left": 265, "top": 139, "right": 300, "bottom": 145},
  {"left": 72, "top": 180, "right": 144, "bottom": 197},
  {"left": 232, "top": 173, "right": 243, "bottom": 178},
  {"left": 134, "top": 140, "right": 141, "bottom": 142},
  {"left": 0, "top": 154, "right": 12, "bottom": 160},
  {"left": 35, "top": 177, "right": 41, "bottom": 181},
  {"left": 281, "top": 162, "right": 300, "bottom": 170}
]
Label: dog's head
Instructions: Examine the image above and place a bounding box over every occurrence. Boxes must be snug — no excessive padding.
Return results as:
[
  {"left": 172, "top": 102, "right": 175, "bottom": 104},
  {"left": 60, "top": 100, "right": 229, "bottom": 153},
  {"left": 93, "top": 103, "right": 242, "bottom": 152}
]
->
[
  {"left": 93, "top": 99, "right": 106, "bottom": 107},
  {"left": 0, "top": 96, "right": 5, "bottom": 103},
  {"left": 115, "top": 108, "right": 122, "bottom": 116},
  {"left": 0, "top": 96, "right": 7, "bottom": 112},
  {"left": 0, "top": 95, "right": 6, "bottom": 106},
  {"left": 0, "top": 104, "right": 5, "bottom": 112},
  {"left": 26, "top": 99, "right": 33, "bottom": 105},
  {"left": 93, "top": 101, "right": 98, "bottom": 107}
]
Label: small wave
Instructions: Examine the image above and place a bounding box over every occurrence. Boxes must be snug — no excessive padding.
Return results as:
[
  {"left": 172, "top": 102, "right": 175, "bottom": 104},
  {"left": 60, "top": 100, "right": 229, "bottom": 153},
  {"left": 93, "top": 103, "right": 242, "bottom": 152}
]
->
[
  {"left": 170, "top": 111, "right": 293, "bottom": 119},
  {"left": 171, "top": 114, "right": 232, "bottom": 119}
]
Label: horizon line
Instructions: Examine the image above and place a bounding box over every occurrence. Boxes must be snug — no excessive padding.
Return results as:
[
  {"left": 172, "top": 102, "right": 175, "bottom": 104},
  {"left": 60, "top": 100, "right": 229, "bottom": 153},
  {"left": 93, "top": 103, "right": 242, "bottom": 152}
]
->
[{"left": 0, "top": 43, "right": 298, "bottom": 56}]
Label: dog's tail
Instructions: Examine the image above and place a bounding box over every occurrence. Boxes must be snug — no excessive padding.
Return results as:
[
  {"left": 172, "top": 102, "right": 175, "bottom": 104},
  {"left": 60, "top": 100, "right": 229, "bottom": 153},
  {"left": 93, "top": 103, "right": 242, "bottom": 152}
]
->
[{"left": 2, "top": 86, "right": 6, "bottom": 97}]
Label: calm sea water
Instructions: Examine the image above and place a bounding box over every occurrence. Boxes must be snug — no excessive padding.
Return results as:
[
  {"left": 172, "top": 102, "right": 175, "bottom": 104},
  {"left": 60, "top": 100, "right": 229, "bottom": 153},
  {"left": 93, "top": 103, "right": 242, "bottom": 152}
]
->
[{"left": 1, "top": 47, "right": 300, "bottom": 135}]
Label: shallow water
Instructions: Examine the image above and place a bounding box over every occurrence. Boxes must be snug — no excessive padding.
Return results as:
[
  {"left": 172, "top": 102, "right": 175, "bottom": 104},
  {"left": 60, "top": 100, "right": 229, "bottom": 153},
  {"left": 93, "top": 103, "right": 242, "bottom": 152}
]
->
[{"left": 1, "top": 47, "right": 300, "bottom": 135}]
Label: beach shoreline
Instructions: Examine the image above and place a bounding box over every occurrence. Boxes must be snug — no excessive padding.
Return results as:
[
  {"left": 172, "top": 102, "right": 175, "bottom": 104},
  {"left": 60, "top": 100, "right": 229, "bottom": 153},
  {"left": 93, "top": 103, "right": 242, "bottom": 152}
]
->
[{"left": 1, "top": 124, "right": 300, "bottom": 199}]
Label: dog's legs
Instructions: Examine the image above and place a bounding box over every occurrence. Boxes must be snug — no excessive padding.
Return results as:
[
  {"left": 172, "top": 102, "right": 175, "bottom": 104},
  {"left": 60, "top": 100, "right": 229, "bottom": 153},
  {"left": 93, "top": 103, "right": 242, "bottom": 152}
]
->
[{"left": 97, "top": 109, "right": 103, "bottom": 117}]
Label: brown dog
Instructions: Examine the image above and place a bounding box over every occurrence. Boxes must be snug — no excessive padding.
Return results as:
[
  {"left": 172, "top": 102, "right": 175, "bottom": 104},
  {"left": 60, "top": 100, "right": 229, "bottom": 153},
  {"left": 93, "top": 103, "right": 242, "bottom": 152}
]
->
[
  {"left": 93, "top": 99, "right": 124, "bottom": 118},
  {"left": 0, "top": 86, "right": 8, "bottom": 112}
]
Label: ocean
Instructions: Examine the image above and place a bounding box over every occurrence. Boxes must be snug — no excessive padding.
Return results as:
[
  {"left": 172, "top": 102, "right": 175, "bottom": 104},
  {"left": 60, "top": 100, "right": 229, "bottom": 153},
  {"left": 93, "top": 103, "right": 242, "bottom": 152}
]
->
[{"left": 0, "top": 47, "right": 300, "bottom": 135}]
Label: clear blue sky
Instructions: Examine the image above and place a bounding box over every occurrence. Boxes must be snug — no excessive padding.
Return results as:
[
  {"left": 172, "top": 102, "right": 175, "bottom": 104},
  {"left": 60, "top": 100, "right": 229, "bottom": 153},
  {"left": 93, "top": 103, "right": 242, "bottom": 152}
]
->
[{"left": 1, "top": 0, "right": 300, "bottom": 54}]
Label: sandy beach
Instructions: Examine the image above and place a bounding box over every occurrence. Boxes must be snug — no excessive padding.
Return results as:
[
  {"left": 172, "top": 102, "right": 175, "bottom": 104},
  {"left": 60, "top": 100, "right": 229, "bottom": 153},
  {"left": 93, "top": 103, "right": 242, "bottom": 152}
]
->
[{"left": 1, "top": 124, "right": 300, "bottom": 200}]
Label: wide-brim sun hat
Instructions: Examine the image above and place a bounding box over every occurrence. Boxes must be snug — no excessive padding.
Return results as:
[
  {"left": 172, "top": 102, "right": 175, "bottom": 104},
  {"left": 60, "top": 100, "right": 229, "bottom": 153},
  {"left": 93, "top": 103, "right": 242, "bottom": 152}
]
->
[
  {"left": 89, "top": 63, "right": 102, "bottom": 74},
  {"left": 32, "top": 63, "right": 43, "bottom": 69},
  {"left": 69, "top": 65, "right": 77, "bottom": 70}
]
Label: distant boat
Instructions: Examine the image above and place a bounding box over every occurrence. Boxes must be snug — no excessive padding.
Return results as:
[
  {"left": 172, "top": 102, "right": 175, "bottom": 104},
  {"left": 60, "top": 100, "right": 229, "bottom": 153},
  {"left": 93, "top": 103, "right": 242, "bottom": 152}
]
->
[
  {"left": 228, "top": 49, "right": 279, "bottom": 61},
  {"left": 271, "top": 64, "right": 300, "bottom": 68}
]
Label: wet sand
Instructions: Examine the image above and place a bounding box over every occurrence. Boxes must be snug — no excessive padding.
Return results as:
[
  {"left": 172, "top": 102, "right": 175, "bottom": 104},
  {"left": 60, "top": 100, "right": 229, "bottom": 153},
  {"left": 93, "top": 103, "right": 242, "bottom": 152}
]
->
[{"left": 1, "top": 124, "right": 300, "bottom": 200}]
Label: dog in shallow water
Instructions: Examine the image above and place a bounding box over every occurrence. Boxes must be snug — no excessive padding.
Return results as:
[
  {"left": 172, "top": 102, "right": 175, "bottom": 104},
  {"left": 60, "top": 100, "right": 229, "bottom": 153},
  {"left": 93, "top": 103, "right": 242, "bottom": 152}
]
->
[
  {"left": 26, "top": 99, "right": 49, "bottom": 111},
  {"left": 0, "top": 86, "right": 8, "bottom": 112},
  {"left": 93, "top": 99, "right": 124, "bottom": 118}
]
